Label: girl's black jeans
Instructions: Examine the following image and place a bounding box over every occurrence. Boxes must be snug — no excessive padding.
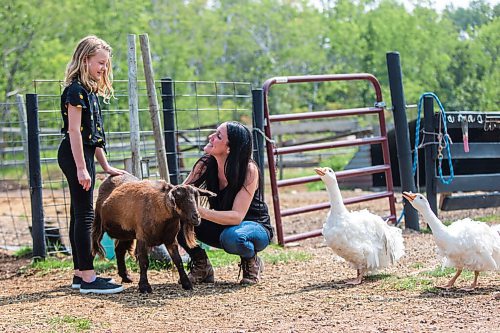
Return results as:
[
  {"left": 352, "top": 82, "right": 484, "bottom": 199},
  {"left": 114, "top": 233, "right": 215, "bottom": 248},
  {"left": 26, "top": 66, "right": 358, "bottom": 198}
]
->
[{"left": 58, "top": 139, "right": 96, "bottom": 271}]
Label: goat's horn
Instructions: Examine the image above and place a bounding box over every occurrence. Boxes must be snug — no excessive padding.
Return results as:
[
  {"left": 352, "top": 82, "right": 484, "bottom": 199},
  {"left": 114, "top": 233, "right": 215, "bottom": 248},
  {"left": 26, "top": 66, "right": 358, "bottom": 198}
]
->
[{"left": 198, "top": 188, "right": 216, "bottom": 197}]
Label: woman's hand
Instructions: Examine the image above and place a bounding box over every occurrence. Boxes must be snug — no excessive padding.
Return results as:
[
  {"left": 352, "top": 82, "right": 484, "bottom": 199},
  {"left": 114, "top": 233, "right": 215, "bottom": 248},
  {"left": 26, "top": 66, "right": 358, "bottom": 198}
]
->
[
  {"left": 77, "top": 168, "right": 92, "bottom": 191},
  {"left": 104, "top": 165, "right": 129, "bottom": 176}
]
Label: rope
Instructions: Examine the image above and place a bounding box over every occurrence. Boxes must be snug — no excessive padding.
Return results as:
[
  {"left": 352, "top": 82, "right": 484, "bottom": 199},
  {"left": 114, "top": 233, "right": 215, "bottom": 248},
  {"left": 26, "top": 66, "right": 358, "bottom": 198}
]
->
[
  {"left": 413, "top": 92, "right": 454, "bottom": 185},
  {"left": 252, "top": 127, "right": 275, "bottom": 145},
  {"left": 396, "top": 92, "right": 454, "bottom": 227}
]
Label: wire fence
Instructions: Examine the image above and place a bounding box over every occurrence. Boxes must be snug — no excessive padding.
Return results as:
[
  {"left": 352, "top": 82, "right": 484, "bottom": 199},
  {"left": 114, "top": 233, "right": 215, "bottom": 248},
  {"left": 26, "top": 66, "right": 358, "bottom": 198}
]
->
[
  {"left": 0, "top": 97, "right": 32, "bottom": 251},
  {"left": 0, "top": 79, "right": 255, "bottom": 254}
]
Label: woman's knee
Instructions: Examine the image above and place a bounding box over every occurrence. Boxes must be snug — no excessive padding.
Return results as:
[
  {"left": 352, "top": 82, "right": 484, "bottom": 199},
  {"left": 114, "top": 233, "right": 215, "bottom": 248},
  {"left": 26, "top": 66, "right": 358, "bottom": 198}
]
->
[{"left": 220, "top": 228, "right": 248, "bottom": 250}]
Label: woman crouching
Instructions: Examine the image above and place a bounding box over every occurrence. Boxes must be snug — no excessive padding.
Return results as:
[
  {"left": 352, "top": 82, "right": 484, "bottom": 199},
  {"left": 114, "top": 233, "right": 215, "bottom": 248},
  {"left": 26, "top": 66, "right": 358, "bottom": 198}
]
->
[{"left": 178, "top": 121, "right": 273, "bottom": 285}]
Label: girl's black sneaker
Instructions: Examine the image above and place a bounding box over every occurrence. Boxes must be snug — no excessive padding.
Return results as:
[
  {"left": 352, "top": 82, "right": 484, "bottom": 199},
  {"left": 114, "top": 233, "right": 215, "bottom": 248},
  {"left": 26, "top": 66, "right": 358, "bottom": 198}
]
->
[
  {"left": 80, "top": 279, "right": 124, "bottom": 294},
  {"left": 71, "top": 276, "right": 115, "bottom": 289}
]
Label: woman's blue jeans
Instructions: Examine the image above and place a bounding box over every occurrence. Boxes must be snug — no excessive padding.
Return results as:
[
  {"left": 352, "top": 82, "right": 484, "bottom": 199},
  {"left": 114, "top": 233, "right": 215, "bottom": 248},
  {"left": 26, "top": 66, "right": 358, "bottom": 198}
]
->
[{"left": 219, "top": 221, "right": 270, "bottom": 259}]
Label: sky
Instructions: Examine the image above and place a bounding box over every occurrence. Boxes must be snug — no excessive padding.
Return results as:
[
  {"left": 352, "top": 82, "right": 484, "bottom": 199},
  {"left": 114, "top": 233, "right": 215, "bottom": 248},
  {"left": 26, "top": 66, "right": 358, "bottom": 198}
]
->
[{"left": 402, "top": 0, "right": 499, "bottom": 11}]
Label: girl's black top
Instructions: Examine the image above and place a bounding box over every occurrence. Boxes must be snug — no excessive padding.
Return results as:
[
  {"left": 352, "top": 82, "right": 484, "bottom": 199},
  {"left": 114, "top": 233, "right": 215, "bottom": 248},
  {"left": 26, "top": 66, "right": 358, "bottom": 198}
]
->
[{"left": 60, "top": 80, "right": 106, "bottom": 148}]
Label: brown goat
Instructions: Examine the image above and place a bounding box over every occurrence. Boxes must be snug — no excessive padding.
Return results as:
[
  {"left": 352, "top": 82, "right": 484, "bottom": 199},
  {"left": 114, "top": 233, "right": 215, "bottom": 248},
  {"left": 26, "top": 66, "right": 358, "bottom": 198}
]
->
[{"left": 91, "top": 174, "right": 215, "bottom": 293}]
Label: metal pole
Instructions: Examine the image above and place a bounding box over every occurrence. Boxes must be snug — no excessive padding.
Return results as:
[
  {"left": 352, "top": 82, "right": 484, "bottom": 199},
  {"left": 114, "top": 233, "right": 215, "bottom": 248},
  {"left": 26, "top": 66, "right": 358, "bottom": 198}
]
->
[
  {"left": 423, "top": 96, "right": 438, "bottom": 216},
  {"left": 386, "top": 52, "right": 419, "bottom": 231},
  {"left": 26, "top": 93, "right": 46, "bottom": 260},
  {"left": 139, "top": 33, "right": 169, "bottom": 181},
  {"left": 127, "top": 34, "right": 142, "bottom": 178},
  {"left": 16, "top": 94, "right": 29, "bottom": 176},
  {"left": 252, "top": 89, "right": 265, "bottom": 195},
  {"left": 161, "top": 78, "right": 179, "bottom": 185}
]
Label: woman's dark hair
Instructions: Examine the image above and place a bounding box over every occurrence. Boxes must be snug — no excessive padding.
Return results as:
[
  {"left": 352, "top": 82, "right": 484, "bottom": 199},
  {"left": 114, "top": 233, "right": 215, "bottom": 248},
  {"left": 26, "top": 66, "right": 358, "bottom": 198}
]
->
[{"left": 190, "top": 121, "right": 254, "bottom": 210}]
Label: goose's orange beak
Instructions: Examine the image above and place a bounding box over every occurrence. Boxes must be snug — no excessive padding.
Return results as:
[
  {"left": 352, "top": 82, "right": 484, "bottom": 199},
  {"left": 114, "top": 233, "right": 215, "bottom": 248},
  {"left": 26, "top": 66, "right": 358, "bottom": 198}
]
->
[
  {"left": 402, "top": 191, "right": 416, "bottom": 202},
  {"left": 314, "top": 167, "right": 326, "bottom": 176}
]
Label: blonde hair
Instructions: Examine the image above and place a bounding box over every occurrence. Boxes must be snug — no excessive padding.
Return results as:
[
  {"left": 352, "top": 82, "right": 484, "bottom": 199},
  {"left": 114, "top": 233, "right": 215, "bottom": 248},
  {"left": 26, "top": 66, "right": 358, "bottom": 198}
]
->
[{"left": 64, "top": 35, "right": 114, "bottom": 103}]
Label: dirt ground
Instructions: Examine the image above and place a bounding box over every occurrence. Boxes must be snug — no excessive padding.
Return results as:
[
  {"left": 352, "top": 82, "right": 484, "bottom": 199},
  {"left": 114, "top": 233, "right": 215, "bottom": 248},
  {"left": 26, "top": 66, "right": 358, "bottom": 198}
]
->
[{"left": 0, "top": 189, "right": 499, "bottom": 332}]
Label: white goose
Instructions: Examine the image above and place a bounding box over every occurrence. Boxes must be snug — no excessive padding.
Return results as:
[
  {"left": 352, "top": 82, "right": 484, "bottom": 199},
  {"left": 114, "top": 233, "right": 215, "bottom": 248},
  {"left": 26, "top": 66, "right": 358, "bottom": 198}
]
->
[
  {"left": 403, "top": 191, "right": 500, "bottom": 290},
  {"left": 315, "top": 167, "right": 405, "bottom": 285}
]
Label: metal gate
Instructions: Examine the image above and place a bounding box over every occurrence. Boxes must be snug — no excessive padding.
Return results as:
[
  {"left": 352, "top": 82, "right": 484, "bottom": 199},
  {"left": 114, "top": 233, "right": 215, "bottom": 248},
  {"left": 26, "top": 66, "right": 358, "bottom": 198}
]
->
[{"left": 262, "top": 74, "right": 396, "bottom": 245}]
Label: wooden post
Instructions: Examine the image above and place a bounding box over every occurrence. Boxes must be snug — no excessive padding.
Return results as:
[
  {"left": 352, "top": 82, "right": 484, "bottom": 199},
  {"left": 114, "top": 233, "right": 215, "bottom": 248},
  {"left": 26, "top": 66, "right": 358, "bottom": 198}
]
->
[
  {"left": 127, "top": 34, "right": 142, "bottom": 178},
  {"left": 139, "top": 33, "right": 169, "bottom": 181}
]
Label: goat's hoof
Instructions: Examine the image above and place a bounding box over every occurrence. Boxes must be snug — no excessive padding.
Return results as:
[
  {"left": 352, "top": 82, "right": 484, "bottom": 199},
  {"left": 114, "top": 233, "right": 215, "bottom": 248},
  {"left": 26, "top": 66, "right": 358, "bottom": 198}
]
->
[
  {"left": 122, "top": 275, "right": 133, "bottom": 283},
  {"left": 181, "top": 282, "right": 193, "bottom": 290},
  {"left": 139, "top": 284, "right": 152, "bottom": 293}
]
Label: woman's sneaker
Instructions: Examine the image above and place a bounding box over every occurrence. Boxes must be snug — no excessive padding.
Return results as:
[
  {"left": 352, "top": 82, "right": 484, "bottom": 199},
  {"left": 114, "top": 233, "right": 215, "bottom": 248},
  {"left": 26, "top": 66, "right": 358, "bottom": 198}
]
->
[
  {"left": 80, "top": 279, "right": 124, "bottom": 294},
  {"left": 71, "top": 276, "right": 115, "bottom": 289}
]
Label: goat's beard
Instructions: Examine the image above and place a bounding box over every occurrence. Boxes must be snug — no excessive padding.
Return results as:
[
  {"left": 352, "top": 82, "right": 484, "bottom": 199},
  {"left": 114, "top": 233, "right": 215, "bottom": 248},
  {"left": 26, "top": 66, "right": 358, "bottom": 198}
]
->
[{"left": 183, "top": 222, "right": 198, "bottom": 248}]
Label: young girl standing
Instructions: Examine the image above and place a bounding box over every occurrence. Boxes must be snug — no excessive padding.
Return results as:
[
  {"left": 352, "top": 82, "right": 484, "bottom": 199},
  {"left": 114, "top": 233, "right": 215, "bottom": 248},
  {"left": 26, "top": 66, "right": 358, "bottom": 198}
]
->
[{"left": 58, "top": 36, "right": 126, "bottom": 294}]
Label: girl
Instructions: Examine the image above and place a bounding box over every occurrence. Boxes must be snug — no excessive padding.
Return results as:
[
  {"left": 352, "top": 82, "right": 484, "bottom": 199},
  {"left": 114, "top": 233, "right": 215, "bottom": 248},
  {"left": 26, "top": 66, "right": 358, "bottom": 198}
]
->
[
  {"left": 58, "top": 36, "right": 126, "bottom": 294},
  {"left": 178, "top": 121, "right": 273, "bottom": 285}
]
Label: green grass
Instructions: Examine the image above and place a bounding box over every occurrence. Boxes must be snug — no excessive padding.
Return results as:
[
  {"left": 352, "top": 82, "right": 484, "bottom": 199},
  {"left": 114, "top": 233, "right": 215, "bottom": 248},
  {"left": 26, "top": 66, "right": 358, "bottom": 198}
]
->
[
  {"left": 48, "top": 315, "right": 92, "bottom": 331},
  {"left": 377, "top": 265, "right": 475, "bottom": 292},
  {"left": 391, "top": 276, "right": 434, "bottom": 291},
  {"left": 207, "top": 243, "right": 312, "bottom": 267},
  {"left": 14, "top": 246, "right": 33, "bottom": 258},
  {"left": 365, "top": 273, "right": 391, "bottom": 282},
  {"left": 410, "top": 262, "right": 424, "bottom": 269},
  {"left": 422, "top": 266, "right": 473, "bottom": 279},
  {"left": 28, "top": 243, "right": 311, "bottom": 275},
  {"left": 476, "top": 215, "right": 500, "bottom": 223}
]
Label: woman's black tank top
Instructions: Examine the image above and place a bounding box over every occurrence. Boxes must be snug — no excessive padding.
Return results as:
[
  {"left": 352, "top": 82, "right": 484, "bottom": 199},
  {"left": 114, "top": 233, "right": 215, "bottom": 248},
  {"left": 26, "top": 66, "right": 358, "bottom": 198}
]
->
[{"left": 209, "top": 186, "right": 273, "bottom": 240}]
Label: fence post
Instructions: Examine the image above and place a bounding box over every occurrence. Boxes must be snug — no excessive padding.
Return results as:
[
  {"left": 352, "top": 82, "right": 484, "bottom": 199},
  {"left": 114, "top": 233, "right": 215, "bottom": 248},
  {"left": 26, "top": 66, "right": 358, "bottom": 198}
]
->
[
  {"left": 127, "top": 34, "right": 142, "bottom": 178},
  {"left": 26, "top": 93, "right": 46, "bottom": 260},
  {"left": 386, "top": 51, "right": 419, "bottom": 231},
  {"left": 252, "top": 88, "right": 265, "bottom": 195},
  {"left": 16, "top": 94, "right": 29, "bottom": 176},
  {"left": 423, "top": 96, "right": 438, "bottom": 216},
  {"left": 161, "top": 77, "right": 179, "bottom": 185},
  {"left": 139, "top": 33, "right": 169, "bottom": 181}
]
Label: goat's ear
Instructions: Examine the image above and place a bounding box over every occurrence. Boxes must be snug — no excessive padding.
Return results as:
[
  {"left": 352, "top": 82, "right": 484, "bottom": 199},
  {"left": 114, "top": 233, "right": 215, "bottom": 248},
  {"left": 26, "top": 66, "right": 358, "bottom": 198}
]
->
[
  {"left": 197, "top": 188, "right": 216, "bottom": 198},
  {"left": 167, "top": 191, "right": 177, "bottom": 208}
]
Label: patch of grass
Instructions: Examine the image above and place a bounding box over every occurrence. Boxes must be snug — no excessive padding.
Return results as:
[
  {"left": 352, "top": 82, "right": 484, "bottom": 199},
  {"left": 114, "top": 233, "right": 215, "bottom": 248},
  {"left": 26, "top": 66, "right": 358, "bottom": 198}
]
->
[
  {"left": 476, "top": 215, "right": 500, "bottom": 223},
  {"left": 420, "top": 227, "right": 432, "bottom": 234},
  {"left": 365, "top": 273, "right": 391, "bottom": 282},
  {"left": 422, "top": 266, "right": 473, "bottom": 279},
  {"left": 48, "top": 315, "right": 92, "bottom": 331},
  {"left": 410, "top": 262, "right": 424, "bottom": 269},
  {"left": 207, "top": 243, "right": 312, "bottom": 267},
  {"left": 28, "top": 243, "right": 311, "bottom": 275},
  {"left": 391, "top": 276, "right": 434, "bottom": 291},
  {"left": 14, "top": 246, "right": 32, "bottom": 258},
  {"left": 31, "top": 256, "right": 118, "bottom": 274},
  {"left": 372, "top": 265, "right": 478, "bottom": 292}
]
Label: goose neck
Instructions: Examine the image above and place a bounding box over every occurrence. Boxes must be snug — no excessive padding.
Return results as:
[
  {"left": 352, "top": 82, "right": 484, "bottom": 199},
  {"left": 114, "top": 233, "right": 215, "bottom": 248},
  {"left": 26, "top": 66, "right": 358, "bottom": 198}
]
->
[
  {"left": 325, "top": 178, "right": 348, "bottom": 214},
  {"left": 420, "top": 206, "right": 447, "bottom": 235}
]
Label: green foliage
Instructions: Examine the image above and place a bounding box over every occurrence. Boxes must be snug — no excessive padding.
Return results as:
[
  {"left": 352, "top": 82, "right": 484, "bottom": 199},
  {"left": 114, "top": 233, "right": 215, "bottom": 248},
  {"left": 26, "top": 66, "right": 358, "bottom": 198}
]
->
[{"left": 0, "top": 0, "right": 497, "bottom": 118}]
